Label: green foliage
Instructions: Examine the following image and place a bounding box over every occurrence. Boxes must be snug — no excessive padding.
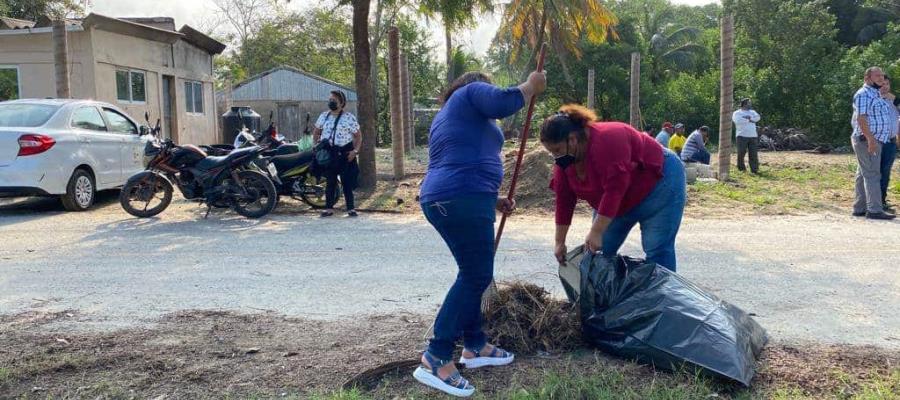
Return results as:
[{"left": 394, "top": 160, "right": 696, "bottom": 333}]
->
[
  {"left": 449, "top": 46, "right": 484, "bottom": 81},
  {"left": 0, "top": 68, "right": 19, "bottom": 101},
  {"left": 236, "top": 7, "right": 355, "bottom": 86},
  {"left": 644, "top": 71, "right": 720, "bottom": 139},
  {"left": 0, "top": 0, "right": 85, "bottom": 20}
]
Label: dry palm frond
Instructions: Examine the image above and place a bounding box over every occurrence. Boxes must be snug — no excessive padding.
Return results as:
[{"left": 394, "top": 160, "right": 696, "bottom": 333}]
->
[{"left": 483, "top": 282, "right": 583, "bottom": 355}]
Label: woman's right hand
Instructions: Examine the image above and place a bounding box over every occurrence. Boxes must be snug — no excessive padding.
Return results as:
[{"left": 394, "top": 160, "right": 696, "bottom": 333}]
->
[
  {"left": 554, "top": 243, "right": 568, "bottom": 265},
  {"left": 527, "top": 71, "right": 547, "bottom": 95}
]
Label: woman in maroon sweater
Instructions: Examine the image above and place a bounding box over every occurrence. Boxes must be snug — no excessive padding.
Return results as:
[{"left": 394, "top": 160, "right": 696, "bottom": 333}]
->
[{"left": 541, "top": 105, "right": 686, "bottom": 271}]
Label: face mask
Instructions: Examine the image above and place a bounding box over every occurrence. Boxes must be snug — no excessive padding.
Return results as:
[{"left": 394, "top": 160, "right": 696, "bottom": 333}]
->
[
  {"left": 871, "top": 82, "right": 882, "bottom": 90},
  {"left": 328, "top": 100, "right": 339, "bottom": 111},
  {"left": 554, "top": 141, "right": 576, "bottom": 169}
]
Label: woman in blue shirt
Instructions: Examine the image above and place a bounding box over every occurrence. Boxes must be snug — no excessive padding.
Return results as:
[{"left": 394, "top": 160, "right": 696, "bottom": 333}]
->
[{"left": 414, "top": 71, "right": 546, "bottom": 397}]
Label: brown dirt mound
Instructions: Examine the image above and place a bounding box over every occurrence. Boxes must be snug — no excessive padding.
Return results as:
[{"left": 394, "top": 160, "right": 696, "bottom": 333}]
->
[
  {"left": 483, "top": 282, "right": 582, "bottom": 355},
  {"left": 501, "top": 147, "right": 555, "bottom": 211}
]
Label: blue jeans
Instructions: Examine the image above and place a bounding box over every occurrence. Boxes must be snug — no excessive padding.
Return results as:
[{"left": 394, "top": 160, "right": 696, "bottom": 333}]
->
[
  {"left": 881, "top": 140, "right": 897, "bottom": 204},
  {"left": 684, "top": 148, "right": 711, "bottom": 165},
  {"left": 599, "top": 150, "right": 686, "bottom": 271},
  {"left": 421, "top": 193, "right": 496, "bottom": 361}
]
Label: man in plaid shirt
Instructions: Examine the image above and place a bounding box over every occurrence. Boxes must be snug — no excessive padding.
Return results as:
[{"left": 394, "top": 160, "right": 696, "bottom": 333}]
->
[{"left": 851, "top": 66, "right": 895, "bottom": 220}]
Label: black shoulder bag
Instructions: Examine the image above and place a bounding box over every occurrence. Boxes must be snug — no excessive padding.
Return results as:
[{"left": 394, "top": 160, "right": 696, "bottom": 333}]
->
[{"left": 315, "top": 111, "right": 343, "bottom": 170}]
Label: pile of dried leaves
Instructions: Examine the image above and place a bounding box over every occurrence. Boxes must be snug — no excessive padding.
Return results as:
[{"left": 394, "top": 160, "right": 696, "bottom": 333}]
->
[{"left": 483, "top": 282, "right": 583, "bottom": 355}]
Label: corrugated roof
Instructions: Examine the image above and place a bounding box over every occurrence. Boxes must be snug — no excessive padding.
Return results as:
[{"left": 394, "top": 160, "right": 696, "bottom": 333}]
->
[{"left": 229, "top": 66, "right": 358, "bottom": 102}]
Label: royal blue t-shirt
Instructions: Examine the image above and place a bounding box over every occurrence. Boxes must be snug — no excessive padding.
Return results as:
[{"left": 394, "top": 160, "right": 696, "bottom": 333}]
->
[{"left": 419, "top": 82, "right": 525, "bottom": 204}]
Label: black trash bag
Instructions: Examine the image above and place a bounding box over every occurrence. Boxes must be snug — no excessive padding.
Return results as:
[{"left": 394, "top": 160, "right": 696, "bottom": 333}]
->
[{"left": 568, "top": 247, "right": 768, "bottom": 386}]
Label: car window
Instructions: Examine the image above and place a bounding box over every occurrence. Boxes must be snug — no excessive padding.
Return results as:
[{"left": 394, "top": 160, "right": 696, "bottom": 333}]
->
[
  {"left": 70, "top": 107, "right": 107, "bottom": 131},
  {"left": 103, "top": 108, "right": 137, "bottom": 134},
  {"left": 0, "top": 104, "right": 59, "bottom": 127}
]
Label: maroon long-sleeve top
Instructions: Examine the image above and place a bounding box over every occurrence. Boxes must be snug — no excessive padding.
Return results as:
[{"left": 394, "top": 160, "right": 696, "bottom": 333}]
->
[{"left": 550, "top": 121, "right": 666, "bottom": 225}]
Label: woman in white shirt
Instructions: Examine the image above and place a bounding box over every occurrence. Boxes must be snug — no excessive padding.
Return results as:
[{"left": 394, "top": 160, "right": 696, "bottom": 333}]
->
[{"left": 313, "top": 90, "right": 362, "bottom": 217}]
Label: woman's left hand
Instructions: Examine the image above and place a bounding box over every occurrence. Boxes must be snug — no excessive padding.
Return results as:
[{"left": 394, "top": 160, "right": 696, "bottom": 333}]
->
[
  {"left": 584, "top": 232, "right": 601, "bottom": 254},
  {"left": 496, "top": 198, "right": 516, "bottom": 214}
]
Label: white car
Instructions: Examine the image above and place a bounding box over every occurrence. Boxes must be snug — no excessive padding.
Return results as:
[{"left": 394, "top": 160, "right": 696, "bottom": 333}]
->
[{"left": 0, "top": 99, "right": 148, "bottom": 211}]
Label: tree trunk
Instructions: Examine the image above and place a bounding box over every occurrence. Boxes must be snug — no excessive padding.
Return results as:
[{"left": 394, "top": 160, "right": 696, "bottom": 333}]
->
[
  {"left": 445, "top": 25, "right": 454, "bottom": 84},
  {"left": 53, "top": 19, "right": 70, "bottom": 98},
  {"left": 405, "top": 56, "right": 415, "bottom": 150},
  {"left": 352, "top": 0, "right": 377, "bottom": 189},
  {"left": 587, "top": 69, "right": 595, "bottom": 109},
  {"left": 400, "top": 53, "right": 413, "bottom": 154},
  {"left": 555, "top": 50, "right": 575, "bottom": 89},
  {"left": 388, "top": 27, "right": 405, "bottom": 179},
  {"left": 717, "top": 15, "right": 735, "bottom": 181},
  {"left": 629, "top": 52, "right": 641, "bottom": 128},
  {"left": 369, "top": 0, "right": 385, "bottom": 147}
]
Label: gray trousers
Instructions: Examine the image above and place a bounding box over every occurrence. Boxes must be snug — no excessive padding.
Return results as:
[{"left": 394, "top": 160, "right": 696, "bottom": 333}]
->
[
  {"left": 736, "top": 136, "right": 759, "bottom": 172},
  {"left": 853, "top": 137, "right": 884, "bottom": 213}
]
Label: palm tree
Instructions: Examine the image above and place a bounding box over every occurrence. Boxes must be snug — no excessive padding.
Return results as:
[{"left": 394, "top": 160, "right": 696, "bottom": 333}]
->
[
  {"left": 419, "top": 0, "right": 494, "bottom": 84},
  {"left": 448, "top": 46, "right": 484, "bottom": 81},
  {"left": 649, "top": 26, "right": 704, "bottom": 82},
  {"left": 497, "top": 0, "right": 618, "bottom": 86},
  {"left": 718, "top": 14, "right": 734, "bottom": 181},
  {"left": 352, "top": 0, "right": 378, "bottom": 188}
]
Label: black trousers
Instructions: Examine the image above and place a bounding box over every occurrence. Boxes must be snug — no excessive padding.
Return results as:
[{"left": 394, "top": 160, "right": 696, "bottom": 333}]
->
[
  {"left": 736, "top": 136, "right": 759, "bottom": 173},
  {"left": 325, "top": 147, "right": 359, "bottom": 210}
]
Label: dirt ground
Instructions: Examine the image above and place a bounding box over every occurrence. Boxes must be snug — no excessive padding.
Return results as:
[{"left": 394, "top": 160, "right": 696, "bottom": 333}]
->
[
  {"left": 2, "top": 146, "right": 898, "bottom": 399},
  {"left": 1, "top": 309, "right": 898, "bottom": 399}
]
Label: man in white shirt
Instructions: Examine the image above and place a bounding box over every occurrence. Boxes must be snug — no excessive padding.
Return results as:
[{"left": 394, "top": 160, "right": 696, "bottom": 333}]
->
[{"left": 733, "top": 98, "right": 761, "bottom": 173}]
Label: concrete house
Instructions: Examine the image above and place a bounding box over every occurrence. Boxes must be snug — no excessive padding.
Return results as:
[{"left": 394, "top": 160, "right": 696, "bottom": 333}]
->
[
  {"left": 0, "top": 13, "right": 226, "bottom": 145},
  {"left": 220, "top": 66, "right": 358, "bottom": 142}
]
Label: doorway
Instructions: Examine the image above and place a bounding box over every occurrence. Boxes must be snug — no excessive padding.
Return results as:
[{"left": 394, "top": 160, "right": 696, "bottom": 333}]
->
[{"left": 162, "top": 75, "right": 177, "bottom": 142}]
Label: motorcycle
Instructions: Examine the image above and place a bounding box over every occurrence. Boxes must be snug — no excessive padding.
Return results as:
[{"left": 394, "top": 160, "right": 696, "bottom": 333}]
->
[
  {"left": 211, "top": 112, "right": 336, "bottom": 209},
  {"left": 265, "top": 147, "right": 339, "bottom": 209},
  {"left": 119, "top": 113, "right": 278, "bottom": 219}
]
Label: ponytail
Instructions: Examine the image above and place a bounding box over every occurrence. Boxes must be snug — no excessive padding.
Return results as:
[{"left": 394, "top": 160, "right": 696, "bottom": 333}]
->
[{"left": 540, "top": 104, "right": 597, "bottom": 143}]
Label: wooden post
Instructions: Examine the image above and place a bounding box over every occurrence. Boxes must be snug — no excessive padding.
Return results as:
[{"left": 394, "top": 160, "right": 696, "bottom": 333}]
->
[
  {"left": 406, "top": 57, "right": 415, "bottom": 150},
  {"left": 629, "top": 53, "right": 640, "bottom": 128},
  {"left": 400, "top": 54, "right": 413, "bottom": 153},
  {"left": 587, "top": 68, "right": 595, "bottom": 109},
  {"left": 387, "top": 27, "right": 405, "bottom": 179},
  {"left": 53, "top": 19, "right": 70, "bottom": 98},
  {"left": 718, "top": 15, "right": 735, "bottom": 181}
]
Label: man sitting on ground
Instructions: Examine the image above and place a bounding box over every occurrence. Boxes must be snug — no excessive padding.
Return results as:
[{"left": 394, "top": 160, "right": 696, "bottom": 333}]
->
[
  {"left": 668, "top": 123, "right": 687, "bottom": 155},
  {"left": 681, "top": 126, "right": 711, "bottom": 165}
]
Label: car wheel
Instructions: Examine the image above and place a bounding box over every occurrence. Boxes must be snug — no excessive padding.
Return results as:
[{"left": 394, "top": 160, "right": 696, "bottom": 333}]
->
[{"left": 61, "top": 169, "right": 95, "bottom": 211}]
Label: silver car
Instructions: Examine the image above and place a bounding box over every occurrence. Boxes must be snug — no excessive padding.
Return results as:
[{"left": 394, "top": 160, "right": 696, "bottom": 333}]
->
[{"left": 0, "top": 99, "right": 148, "bottom": 211}]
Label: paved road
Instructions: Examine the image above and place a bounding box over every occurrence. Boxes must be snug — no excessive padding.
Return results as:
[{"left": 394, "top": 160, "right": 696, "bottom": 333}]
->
[{"left": 1, "top": 196, "right": 899, "bottom": 349}]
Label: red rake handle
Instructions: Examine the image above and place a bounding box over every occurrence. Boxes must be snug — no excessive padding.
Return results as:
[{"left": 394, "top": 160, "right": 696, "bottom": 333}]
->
[{"left": 494, "top": 43, "right": 547, "bottom": 253}]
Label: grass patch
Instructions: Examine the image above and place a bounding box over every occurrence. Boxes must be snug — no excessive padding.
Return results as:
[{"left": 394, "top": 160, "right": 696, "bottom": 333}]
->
[
  {"left": 688, "top": 155, "right": 859, "bottom": 216},
  {"left": 0, "top": 367, "right": 11, "bottom": 386},
  {"left": 326, "top": 361, "right": 900, "bottom": 400}
]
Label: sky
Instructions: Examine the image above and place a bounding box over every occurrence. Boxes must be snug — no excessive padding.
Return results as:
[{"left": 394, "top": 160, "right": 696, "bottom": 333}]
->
[{"left": 87, "top": 0, "right": 720, "bottom": 57}]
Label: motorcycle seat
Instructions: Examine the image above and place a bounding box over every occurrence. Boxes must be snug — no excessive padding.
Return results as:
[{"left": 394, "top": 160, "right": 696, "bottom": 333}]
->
[
  {"left": 197, "top": 146, "right": 259, "bottom": 171},
  {"left": 271, "top": 150, "right": 314, "bottom": 173}
]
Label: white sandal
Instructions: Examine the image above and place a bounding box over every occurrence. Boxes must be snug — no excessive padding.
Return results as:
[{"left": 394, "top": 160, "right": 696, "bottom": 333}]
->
[
  {"left": 459, "top": 344, "right": 515, "bottom": 369},
  {"left": 412, "top": 352, "right": 475, "bottom": 398}
]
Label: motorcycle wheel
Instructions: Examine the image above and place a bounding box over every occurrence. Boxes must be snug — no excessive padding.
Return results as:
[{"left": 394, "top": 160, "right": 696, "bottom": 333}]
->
[
  {"left": 298, "top": 176, "right": 339, "bottom": 209},
  {"left": 119, "top": 172, "right": 173, "bottom": 218},
  {"left": 230, "top": 170, "right": 278, "bottom": 218}
]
